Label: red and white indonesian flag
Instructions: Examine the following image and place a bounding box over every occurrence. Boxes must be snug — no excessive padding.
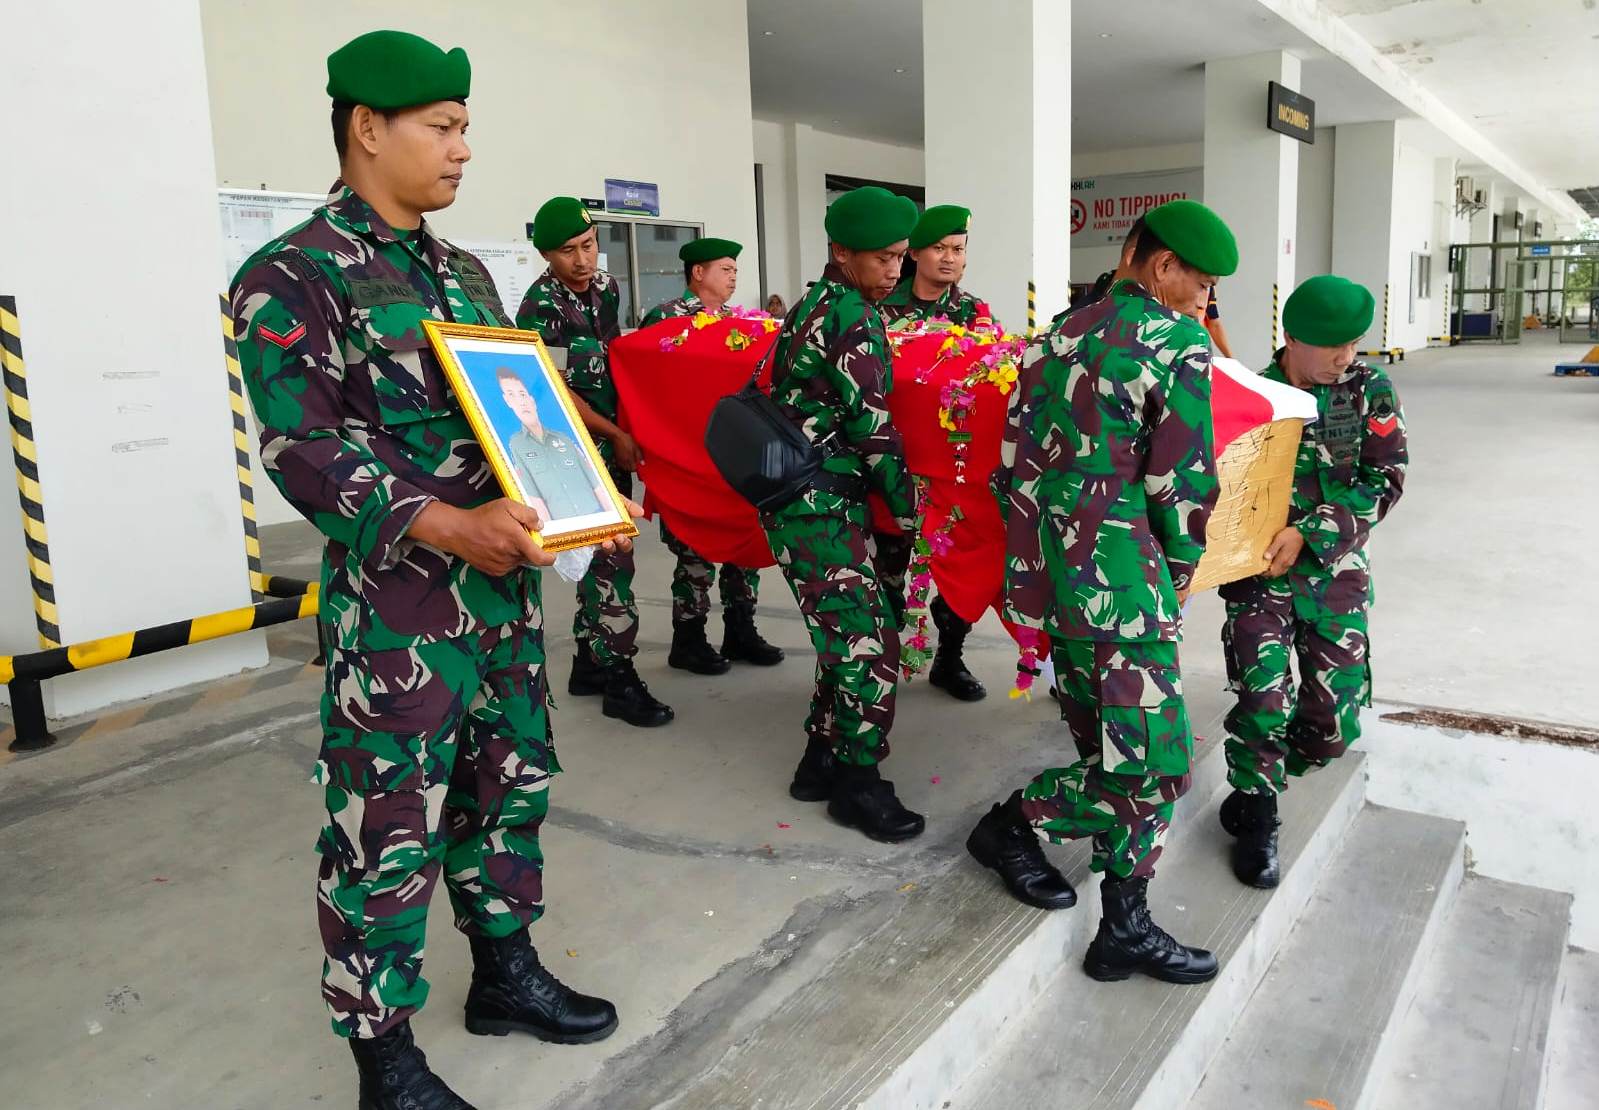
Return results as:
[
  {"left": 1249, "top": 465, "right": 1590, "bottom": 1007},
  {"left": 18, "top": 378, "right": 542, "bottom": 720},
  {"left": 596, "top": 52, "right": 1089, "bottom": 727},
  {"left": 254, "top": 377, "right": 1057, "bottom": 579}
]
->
[
  {"left": 1209, "top": 356, "right": 1319, "bottom": 452},
  {"left": 1191, "top": 357, "right": 1319, "bottom": 592}
]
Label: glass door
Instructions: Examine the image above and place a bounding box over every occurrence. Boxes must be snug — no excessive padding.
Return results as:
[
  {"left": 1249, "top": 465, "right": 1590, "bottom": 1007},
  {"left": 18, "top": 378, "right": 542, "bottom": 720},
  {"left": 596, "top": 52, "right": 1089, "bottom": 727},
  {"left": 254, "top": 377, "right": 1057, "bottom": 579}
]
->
[
  {"left": 634, "top": 222, "right": 701, "bottom": 322},
  {"left": 592, "top": 219, "right": 636, "bottom": 329}
]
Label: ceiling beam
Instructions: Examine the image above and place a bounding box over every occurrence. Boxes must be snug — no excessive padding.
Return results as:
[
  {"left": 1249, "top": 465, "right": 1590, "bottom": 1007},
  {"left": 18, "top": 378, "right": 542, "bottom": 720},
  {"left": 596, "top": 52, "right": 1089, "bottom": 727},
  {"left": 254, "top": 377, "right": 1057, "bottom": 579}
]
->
[{"left": 1252, "top": 0, "right": 1586, "bottom": 223}]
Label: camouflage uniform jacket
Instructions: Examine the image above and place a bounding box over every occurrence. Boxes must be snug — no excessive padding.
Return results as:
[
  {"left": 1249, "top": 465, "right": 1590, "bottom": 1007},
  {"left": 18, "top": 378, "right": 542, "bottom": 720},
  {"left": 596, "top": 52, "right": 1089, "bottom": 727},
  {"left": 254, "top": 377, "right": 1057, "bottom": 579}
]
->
[
  {"left": 231, "top": 183, "right": 536, "bottom": 653},
  {"left": 515, "top": 270, "right": 623, "bottom": 427},
  {"left": 1230, "top": 356, "right": 1407, "bottom": 599},
  {"left": 877, "top": 278, "right": 994, "bottom": 329},
  {"left": 638, "top": 288, "right": 713, "bottom": 328},
  {"left": 767, "top": 263, "right": 916, "bottom": 528},
  {"left": 1000, "top": 279, "right": 1217, "bottom": 643}
]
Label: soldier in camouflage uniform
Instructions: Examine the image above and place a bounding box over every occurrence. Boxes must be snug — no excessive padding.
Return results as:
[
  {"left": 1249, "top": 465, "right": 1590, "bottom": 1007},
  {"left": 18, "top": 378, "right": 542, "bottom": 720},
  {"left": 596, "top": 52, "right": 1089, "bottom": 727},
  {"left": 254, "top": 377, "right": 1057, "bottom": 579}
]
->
[
  {"left": 877, "top": 204, "right": 995, "bottom": 703},
  {"left": 639, "top": 237, "right": 784, "bottom": 675},
  {"left": 517, "top": 196, "right": 672, "bottom": 728},
  {"left": 877, "top": 204, "right": 995, "bottom": 330},
  {"left": 764, "top": 186, "right": 926, "bottom": 843},
  {"left": 1218, "top": 275, "right": 1408, "bottom": 888},
  {"left": 231, "top": 32, "right": 617, "bottom": 1110},
  {"left": 967, "top": 200, "right": 1233, "bottom": 986}
]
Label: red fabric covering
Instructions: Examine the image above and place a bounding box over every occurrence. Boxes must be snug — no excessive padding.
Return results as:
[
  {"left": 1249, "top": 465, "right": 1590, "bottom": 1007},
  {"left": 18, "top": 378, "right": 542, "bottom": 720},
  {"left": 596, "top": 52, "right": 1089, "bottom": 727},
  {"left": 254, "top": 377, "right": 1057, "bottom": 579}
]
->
[
  {"left": 868, "top": 334, "right": 1011, "bottom": 626},
  {"left": 610, "top": 317, "right": 778, "bottom": 568}
]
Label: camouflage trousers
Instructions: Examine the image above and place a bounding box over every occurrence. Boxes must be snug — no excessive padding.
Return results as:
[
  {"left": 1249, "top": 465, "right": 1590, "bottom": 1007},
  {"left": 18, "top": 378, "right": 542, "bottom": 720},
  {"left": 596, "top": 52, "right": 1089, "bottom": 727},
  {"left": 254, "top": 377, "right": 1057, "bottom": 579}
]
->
[
  {"left": 314, "top": 619, "right": 556, "bottom": 1039},
  {"left": 660, "top": 520, "right": 760, "bottom": 623},
  {"left": 1221, "top": 573, "right": 1372, "bottom": 796},
  {"left": 1019, "top": 639, "right": 1193, "bottom": 880},
  {"left": 764, "top": 507, "right": 900, "bottom": 767},
  {"left": 576, "top": 470, "right": 638, "bottom": 666}
]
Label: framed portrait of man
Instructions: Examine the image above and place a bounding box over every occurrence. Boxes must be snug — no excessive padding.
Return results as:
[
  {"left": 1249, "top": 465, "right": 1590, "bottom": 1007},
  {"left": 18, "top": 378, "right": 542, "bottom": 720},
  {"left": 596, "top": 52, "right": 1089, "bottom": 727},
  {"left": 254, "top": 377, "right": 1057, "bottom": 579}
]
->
[{"left": 423, "top": 321, "right": 638, "bottom": 552}]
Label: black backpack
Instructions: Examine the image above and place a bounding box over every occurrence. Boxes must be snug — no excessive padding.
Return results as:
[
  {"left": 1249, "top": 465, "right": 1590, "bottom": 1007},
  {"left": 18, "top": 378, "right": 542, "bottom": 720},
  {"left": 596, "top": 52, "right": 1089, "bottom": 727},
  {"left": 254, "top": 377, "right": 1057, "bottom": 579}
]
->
[{"left": 705, "top": 297, "right": 856, "bottom": 514}]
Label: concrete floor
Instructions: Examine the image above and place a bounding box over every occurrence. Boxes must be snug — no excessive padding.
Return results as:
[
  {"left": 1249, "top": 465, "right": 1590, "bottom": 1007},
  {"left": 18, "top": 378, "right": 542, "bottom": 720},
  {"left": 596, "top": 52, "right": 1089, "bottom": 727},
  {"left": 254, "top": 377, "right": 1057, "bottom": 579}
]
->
[{"left": 0, "top": 335, "right": 1595, "bottom": 1108}]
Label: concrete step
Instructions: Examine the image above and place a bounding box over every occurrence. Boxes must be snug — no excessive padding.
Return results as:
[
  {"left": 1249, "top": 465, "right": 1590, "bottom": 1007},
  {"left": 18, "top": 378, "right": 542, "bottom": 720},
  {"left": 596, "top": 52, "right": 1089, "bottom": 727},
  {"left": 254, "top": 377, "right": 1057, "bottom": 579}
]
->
[
  {"left": 945, "top": 753, "right": 1367, "bottom": 1110},
  {"left": 1188, "top": 805, "right": 1467, "bottom": 1110},
  {"left": 647, "top": 726, "right": 1244, "bottom": 1110},
  {"left": 1372, "top": 875, "right": 1572, "bottom": 1110}
]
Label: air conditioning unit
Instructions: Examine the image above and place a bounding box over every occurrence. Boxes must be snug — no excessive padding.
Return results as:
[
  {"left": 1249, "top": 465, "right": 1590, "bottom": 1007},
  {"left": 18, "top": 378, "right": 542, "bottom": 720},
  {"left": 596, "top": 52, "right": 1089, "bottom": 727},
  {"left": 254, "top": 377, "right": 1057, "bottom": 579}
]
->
[
  {"left": 1455, "top": 176, "right": 1474, "bottom": 202},
  {"left": 1513, "top": 211, "right": 1524, "bottom": 229}
]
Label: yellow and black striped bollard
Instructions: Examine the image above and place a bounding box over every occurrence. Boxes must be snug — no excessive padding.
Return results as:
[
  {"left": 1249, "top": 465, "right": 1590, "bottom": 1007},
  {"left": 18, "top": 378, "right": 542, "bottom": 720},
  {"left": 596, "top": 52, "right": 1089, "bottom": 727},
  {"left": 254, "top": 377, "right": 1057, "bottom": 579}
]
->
[
  {"left": 0, "top": 295, "right": 61, "bottom": 649},
  {"left": 220, "top": 293, "right": 264, "bottom": 601}
]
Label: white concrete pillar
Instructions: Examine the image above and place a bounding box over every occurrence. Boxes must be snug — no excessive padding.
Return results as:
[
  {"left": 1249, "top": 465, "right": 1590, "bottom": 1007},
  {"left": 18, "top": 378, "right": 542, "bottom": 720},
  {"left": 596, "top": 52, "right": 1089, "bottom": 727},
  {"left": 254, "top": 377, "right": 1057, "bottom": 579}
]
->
[
  {"left": 0, "top": 0, "right": 265, "bottom": 716},
  {"left": 1431, "top": 157, "right": 1464, "bottom": 341},
  {"left": 922, "top": 0, "right": 1070, "bottom": 331},
  {"left": 1467, "top": 177, "right": 1499, "bottom": 309},
  {"left": 1331, "top": 122, "right": 1401, "bottom": 350},
  {"left": 1203, "top": 52, "right": 1301, "bottom": 368}
]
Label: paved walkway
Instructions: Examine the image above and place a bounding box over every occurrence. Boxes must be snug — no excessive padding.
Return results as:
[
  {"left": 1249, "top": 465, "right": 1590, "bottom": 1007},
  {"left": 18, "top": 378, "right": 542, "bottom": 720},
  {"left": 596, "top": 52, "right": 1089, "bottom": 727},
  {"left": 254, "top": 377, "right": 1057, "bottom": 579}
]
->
[{"left": 0, "top": 337, "right": 1593, "bottom": 1108}]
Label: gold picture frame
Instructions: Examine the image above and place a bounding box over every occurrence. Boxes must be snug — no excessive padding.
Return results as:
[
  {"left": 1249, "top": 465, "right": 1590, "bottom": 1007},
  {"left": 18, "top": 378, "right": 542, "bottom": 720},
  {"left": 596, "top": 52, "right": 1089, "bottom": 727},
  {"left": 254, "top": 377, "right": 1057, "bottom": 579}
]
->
[{"left": 422, "top": 320, "right": 638, "bottom": 553}]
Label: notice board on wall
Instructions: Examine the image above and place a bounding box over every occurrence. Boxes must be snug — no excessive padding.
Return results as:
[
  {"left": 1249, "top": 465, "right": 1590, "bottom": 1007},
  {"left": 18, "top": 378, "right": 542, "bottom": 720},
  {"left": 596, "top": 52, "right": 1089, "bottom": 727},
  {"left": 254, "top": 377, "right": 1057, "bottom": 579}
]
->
[
  {"left": 217, "top": 189, "right": 541, "bottom": 311},
  {"left": 218, "top": 189, "right": 325, "bottom": 287}
]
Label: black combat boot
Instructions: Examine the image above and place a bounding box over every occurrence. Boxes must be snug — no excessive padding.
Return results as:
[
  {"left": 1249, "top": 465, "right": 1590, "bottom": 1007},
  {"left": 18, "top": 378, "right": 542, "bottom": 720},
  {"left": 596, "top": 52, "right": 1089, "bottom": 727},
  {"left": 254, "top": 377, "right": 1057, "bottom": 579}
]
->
[
  {"left": 789, "top": 736, "right": 838, "bottom": 802},
  {"left": 668, "top": 616, "right": 731, "bottom": 675},
  {"left": 464, "top": 931, "right": 619, "bottom": 1045},
  {"left": 827, "top": 764, "right": 926, "bottom": 843},
  {"left": 348, "top": 1020, "right": 476, "bottom": 1110},
  {"left": 1219, "top": 789, "right": 1281, "bottom": 889},
  {"left": 721, "top": 604, "right": 785, "bottom": 666},
  {"left": 601, "top": 659, "right": 674, "bottom": 728},
  {"left": 966, "top": 792, "right": 1077, "bottom": 910},
  {"left": 568, "top": 642, "right": 607, "bottom": 697},
  {"left": 927, "top": 596, "right": 986, "bottom": 702},
  {"left": 1083, "top": 875, "right": 1219, "bottom": 984}
]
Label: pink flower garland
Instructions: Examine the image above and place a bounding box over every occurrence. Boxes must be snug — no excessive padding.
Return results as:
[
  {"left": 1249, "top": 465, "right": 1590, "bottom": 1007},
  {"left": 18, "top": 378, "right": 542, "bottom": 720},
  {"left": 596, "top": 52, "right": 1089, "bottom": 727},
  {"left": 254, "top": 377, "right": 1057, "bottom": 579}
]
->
[{"left": 885, "top": 317, "right": 1034, "bottom": 694}]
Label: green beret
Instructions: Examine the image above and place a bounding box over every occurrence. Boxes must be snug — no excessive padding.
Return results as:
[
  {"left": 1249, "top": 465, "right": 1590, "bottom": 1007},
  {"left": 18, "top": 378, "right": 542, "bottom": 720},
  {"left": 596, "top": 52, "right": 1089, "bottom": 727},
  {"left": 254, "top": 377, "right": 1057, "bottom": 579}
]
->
[
  {"left": 532, "top": 197, "right": 595, "bottom": 251},
  {"left": 1143, "top": 199, "right": 1238, "bottom": 277},
  {"left": 680, "top": 238, "right": 743, "bottom": 266},
  {"left": 909, "top": 204, "right": 971, "bottom": 250},
  {"left": 326, "top": 31, "right": 471, "bottom": 110},
  {"left": 1282, "top": 275, "right": 1375, "bottom": 347},
  {"left": 825, "top": 187, "right": 919, "bottom": 251}
]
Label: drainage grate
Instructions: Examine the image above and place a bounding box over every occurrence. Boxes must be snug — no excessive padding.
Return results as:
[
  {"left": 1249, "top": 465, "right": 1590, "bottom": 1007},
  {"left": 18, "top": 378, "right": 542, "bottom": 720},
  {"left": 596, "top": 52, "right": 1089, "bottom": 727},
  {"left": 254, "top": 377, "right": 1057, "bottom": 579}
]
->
[{"left": 1381, "top": 707, "right": 1599, "bottom": 749}]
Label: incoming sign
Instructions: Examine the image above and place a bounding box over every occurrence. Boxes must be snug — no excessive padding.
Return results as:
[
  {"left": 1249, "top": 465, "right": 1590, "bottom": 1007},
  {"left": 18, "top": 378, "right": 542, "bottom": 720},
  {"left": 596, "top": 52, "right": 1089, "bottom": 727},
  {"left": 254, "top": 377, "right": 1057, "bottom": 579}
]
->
[{"left": 1267, "top": 81, "right": 1315, "bottom": 144}]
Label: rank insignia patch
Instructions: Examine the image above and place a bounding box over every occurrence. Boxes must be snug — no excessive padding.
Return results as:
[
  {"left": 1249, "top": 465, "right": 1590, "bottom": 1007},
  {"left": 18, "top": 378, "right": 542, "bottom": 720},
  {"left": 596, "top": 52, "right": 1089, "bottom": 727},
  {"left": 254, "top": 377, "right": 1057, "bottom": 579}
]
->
[{"left": 259, "top": 323, "right": 307, "bottom": 349}]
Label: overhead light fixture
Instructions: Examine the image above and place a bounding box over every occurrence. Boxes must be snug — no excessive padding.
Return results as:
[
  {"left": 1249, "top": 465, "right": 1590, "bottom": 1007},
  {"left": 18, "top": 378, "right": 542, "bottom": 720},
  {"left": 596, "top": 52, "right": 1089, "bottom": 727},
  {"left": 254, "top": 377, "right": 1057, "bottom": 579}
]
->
[
  {"left": 895, "top": 67, "right": 906, "bottom": 74},
  {"left": 1099, "top": 32, "right": 1113, "bottom": 39},
  {"left": 762, "top": 30, "right": 774, "bottom": 36}
]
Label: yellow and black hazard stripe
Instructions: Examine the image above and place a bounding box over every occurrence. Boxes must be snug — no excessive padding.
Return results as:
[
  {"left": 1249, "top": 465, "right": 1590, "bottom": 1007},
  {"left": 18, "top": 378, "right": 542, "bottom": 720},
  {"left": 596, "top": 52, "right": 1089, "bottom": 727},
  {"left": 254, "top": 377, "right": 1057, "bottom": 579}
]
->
[
  {"left": 0, "top": 295, "right": 61, "bottom": 648},
  {"left": 0, "top": 585, "right": 317, "bottom": 687},
  {"left": 1026, "top": 280, "right": 1037, "bottom": 337},
  {"left": 1271, "top": 282, "right": 1280, "bottom": 350},
  {"left": 1356, "top": 347, "right": 1406, "bottom": 364},
  {"left": 1381, "top": 282, "right": 1390, "bottom": 348},
  {"left": 220, "top": 293, "right": 264, "bottom": 601}
]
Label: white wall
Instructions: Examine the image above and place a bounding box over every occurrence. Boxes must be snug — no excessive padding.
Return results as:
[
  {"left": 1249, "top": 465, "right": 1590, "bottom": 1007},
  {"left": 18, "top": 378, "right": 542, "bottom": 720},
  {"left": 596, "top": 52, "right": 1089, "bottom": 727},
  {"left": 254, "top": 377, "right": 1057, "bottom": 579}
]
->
[
  {"left": 753, "top": 119, "right": 925, "bottom": 304},
  {"left": 202, "top": 0, "right": 762, "bottom": 529},
  {"left": 203, "top": 0, "right": 759, "bottom": 264},
  {"left": 0, "top": 0, "right": 266, "bottom": 716},
  {"left": 1295, "top": 128, "right": 1335, "bottom": 283},
  {"left": 1387, "top": 132, "right": 1438, "bottom": 351}
]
